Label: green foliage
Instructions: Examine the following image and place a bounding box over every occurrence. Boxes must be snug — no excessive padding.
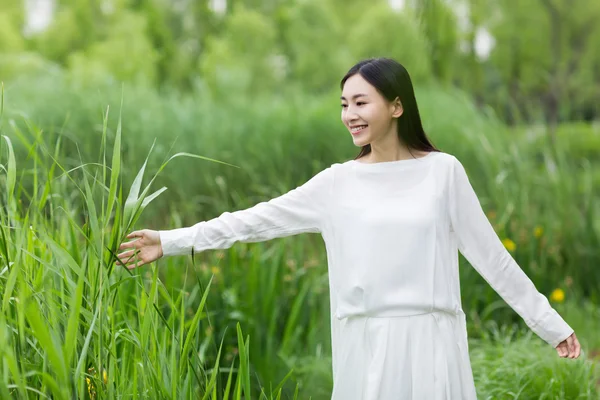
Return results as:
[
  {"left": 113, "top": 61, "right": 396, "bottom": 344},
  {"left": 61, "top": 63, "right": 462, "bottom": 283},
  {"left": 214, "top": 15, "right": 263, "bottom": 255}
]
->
[
  {"left": 4, "top": 72, "right": 599, "bottom": 306},
  {"left": 0, "top": 12, "right": 25, "bottom": 53},
  {"left": 1, "top": 70, "right": 599, "bottom": 398},
  {"left": 414, "top": 0, "right": 459, "bottom": 83},
  {"left": 0, "top": 53, "right": 58, "bottom": 81},
  {"left": 470, "top": 327, "right": 599, "bottom": 399},
  {"left": 30, "top": 7, "right": 82, "bottom": 63},
  {"left": 0, "top": 100, "right": 301, "bottom": 398},
  {"left": 349, "top": 4, "right": 432, "bottom": 83},
  {"left": 199, "top": 5, "right": 282, "bottom": 97},
  {"left": 67, "top": 10, "right": 159, "bottom": 86},
  {"left": 486, "top": 0, "right": 600, "bottom": 124},
  {"left": 3, "top": 0, "right": 599, "bottom": 125},
  {"left": 2, "top": 1, "right": 600, "bottom": 396},
  {"left": 279, "top": 0, "right": 351, "bottom": 92}
]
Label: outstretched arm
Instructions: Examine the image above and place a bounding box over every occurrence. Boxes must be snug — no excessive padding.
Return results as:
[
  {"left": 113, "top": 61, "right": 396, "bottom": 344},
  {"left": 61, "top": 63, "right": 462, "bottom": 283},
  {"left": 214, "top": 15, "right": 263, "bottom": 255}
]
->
[
  {"left": 448, "top": 156, "right": 578, "bottom": 355},
  {"left": 159, "top": 166, "right": 333, "bottom": 256},
  {"left": 116, "top": 166, "right": 334, "bottom": 267}
]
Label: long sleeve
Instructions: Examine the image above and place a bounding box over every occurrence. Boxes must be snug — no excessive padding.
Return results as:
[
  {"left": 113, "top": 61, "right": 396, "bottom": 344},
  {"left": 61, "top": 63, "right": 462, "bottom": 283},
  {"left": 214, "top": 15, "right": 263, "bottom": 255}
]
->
[
  {"left": 158, "top": 165, "right": 334, "bottom": 257},
  {"left": 448, "top": 156, "right": 573, "bottom": 348}
]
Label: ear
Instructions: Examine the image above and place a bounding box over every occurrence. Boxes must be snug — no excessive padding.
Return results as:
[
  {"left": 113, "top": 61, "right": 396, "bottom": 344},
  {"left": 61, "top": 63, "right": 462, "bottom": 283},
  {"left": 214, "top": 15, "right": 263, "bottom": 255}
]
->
[{"left": 391, "top": 97, "right": 403, "bottom": 118}]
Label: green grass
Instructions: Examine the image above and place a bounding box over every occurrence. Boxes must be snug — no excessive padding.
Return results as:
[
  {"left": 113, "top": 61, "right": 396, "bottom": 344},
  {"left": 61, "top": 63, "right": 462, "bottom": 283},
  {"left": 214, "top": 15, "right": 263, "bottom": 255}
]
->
[
  {"left": 1, "top": 77, "right": 599, "bottom": 398},
  {"left": 471, "top": 329, "right": 598, "bottom": 399},
  {"left": 0, "top": 94, "right": 299, "bottom": 398}
]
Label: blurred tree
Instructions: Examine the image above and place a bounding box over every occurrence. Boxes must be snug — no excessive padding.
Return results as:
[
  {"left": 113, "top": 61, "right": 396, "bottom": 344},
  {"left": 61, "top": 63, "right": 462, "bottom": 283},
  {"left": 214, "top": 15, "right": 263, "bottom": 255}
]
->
[
  {"left": 199, "top": 5, "right": 282, "bottom": 97},
  {"left": 31, "top": 0, "right": 102, "bottom": 63},
  {"left": 412, "top": 0, "right": 460, "bottom": 84},
  {"left": 278, "top": 0, "right": 351, "bottom": 93},
  {"left": 451, "top": 0, "right": 488, "bottom": 108},
  {"left": 488, "top": 0, "right": 600, "bottom": 141},
  {"left": 349, "top": 3, "right": 432, "bottom": 83},
  {"left": 30, "top": 6, "right": 82, "bottom": 64},
  {"left": 0, "top": 12, "right": 25, "bottom": 53},
  {"left": 67, "top": 10, "right": 158, "bottom": 85},
  {"left": 0, "top": 0, "right": 25, "bottom": 29},
  {"left": 131, "top": 0, "right": 177, "bottom": 86},
  {"left": 325, "top": 0, "right": 387, "bottom": 21}
]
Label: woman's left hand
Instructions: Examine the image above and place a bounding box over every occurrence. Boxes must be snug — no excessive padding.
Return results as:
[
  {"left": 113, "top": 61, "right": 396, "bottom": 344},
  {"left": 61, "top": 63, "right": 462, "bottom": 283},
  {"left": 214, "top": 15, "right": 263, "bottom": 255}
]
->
[{"left": 555, "top": 332, "right": 581, "bottom": 359}]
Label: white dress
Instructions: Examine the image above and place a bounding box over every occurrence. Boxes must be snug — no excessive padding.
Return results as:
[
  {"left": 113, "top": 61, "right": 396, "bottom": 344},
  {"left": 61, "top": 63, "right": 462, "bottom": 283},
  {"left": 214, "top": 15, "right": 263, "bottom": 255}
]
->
[{"left": 159, "top": 151, "right": 574, "bottom": 399}]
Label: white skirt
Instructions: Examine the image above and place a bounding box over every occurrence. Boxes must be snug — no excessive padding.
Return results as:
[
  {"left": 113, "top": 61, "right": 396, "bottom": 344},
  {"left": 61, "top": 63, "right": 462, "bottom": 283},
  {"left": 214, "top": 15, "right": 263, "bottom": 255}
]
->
[{"left": 330, "top": 310, "right": 478, "bottom": 399}]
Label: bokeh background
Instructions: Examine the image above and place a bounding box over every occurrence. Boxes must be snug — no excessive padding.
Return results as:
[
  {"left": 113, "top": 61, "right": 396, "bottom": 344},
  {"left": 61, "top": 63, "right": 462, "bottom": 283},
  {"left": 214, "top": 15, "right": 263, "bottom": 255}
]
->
[{"left": 1, "top": 0, "right": 599, "bottom": 398}]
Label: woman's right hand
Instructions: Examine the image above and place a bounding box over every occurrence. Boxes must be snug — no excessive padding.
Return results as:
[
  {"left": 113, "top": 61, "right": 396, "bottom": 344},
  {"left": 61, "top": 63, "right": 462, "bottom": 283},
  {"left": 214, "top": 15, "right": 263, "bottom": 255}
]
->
[{"left": 115, "top": 229, "right": 163, "bottom": 270}]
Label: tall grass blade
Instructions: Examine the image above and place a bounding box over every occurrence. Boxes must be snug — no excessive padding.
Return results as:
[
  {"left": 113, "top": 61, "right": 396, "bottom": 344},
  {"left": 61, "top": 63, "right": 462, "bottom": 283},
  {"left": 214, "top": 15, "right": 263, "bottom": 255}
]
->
[
  {"left": 201, "top": 333, "right": 225, "bottom": 400},
  {"left": 223, "top": 357, "right": 236, "bottom": 400},
  {"left": 1, "top": 135, "right": 16, "bottom": 207},
  {"left": 63, "top": 265, "right": 86, "bottom": 367},
  {"left": 236, "top": 323, "right": 252, "bottom": 400},
  {"left": 23, "top": 299, "right": 68, "bottom": 391},
  {"left": 179, "top": 276, "right": 213, "bottom": 373},
  {"left": 106, "top": 105, "right": 121, "bottom": 231}
]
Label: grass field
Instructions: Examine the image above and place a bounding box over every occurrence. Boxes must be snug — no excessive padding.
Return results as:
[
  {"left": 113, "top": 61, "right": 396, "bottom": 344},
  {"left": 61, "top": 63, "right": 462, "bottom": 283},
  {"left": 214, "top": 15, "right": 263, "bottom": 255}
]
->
[{"left": 1, "top": 78, "right": 599, "bottom": 398}]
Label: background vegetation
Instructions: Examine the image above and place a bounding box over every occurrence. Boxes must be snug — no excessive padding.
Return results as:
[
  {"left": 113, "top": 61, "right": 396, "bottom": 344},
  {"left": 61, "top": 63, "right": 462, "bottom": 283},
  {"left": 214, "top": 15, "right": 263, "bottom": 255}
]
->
[{"left": 0, "top": 0, "right": 599, "bottom": 398}]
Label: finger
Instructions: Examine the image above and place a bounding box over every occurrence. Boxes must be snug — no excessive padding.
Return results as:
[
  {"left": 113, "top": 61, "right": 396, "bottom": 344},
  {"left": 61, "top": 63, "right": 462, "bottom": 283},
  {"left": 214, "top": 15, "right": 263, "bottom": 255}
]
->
[
  {"left": 127, "top": 258, "right": 147, "bottom": 270},
  {"left": 117, "top": 250, "right": 136, "bottom": 260},
  {"left": 574, "top": 337, "right": 581, "bottom": 358},
  {"left": 567, "top": 336, "right": 575, "bottom": 358},
  {"left": 126, "top": 231, "right": 143, "bottom": 239},
  {"left": 119, "top": 239, "right": 141, "bottom": 250},
  {"left": 115, "top": 252, "right": 139, "bottom": 268},
  {"left": 556, "top": 344, "right": 567, "bottom": 357}
]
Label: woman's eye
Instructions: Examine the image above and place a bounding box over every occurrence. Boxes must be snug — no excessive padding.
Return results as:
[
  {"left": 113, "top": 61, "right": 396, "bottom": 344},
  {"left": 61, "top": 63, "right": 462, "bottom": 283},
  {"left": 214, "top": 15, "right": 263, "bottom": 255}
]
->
[
  {"left": 356, "top": 102, "right": 365, "bottom": 106},
  {"left": 341, "top": 104, "right": 347, "bottom": 108}
]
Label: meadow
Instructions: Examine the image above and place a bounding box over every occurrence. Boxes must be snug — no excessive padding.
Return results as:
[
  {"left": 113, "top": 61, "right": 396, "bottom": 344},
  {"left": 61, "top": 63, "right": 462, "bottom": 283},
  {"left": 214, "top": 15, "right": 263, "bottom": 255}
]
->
[{"left": 1, "top": 74, "right": 599, "bottom": 398}]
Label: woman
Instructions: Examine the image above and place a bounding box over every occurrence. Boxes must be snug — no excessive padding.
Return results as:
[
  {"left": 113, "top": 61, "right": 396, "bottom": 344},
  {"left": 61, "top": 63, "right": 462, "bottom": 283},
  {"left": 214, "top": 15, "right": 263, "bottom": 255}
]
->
[{"left": 116, "top": 57, "right": 581, "bottom": 399}]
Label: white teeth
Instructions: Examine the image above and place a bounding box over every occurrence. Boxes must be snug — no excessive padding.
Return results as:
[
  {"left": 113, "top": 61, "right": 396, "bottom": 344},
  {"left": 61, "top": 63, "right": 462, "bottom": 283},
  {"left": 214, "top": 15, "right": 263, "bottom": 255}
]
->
[{"left": 351, "top": 125, "right": 367, "bottom": 133}]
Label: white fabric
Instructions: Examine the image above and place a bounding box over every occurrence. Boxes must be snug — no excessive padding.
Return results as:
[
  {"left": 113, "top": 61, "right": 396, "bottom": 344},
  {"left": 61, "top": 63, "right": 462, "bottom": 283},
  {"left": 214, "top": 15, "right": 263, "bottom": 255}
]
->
[{"left": 159, "top": 151, "right": 573, "bottom": 399}]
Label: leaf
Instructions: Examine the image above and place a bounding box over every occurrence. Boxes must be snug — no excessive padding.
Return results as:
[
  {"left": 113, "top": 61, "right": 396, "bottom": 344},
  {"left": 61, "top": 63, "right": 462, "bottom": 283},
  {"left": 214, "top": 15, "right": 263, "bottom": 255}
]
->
[
  {"left": 106, "top": 104, "right": 121, "bottom": 232},
  {"left": 2, "top": 135, "right": 16, "bottom": 204},
  {"left": 178, "top": 276, "right": 213, "bottom": 373},
  {"left": 23, "top": 299, "right": 68, "bottom": 387}
]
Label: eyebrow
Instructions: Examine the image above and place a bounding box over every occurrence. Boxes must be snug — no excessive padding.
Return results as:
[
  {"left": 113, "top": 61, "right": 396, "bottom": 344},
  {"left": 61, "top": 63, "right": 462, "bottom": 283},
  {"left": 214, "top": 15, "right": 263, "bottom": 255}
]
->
[{"left": 340, "top": 93, "right": 368, "bottom": 100}]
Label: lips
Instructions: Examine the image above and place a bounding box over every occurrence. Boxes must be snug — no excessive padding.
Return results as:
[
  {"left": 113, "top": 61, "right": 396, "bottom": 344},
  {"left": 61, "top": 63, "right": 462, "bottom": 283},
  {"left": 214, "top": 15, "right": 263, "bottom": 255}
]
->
[{"left": 350, "top": 125, "right": 367, "bottom": 135}]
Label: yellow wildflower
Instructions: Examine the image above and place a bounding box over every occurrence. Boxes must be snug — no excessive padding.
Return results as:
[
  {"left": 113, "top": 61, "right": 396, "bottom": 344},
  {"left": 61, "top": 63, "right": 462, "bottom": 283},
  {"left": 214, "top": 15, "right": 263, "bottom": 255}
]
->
[
  {"left": 86, "top": 376, "right": 95, "bottom": 399},
  {"left": 102, "top": 369, "right": 107, "bottom": 385},
  {"left": 502, "top": 238, "right": 516, "bottom": 252},
  {"left": 534, "top": 226, "right": 544, "bottom": 238},
  {"left": 550, "top": 288, "right": 565, "bottom": 303}
]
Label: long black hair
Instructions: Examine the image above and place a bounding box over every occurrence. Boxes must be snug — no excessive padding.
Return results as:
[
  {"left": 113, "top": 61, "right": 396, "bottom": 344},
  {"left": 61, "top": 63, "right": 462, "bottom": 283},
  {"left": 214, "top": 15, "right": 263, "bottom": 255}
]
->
[{"left": 340, "top": 58, "right": 440, "bottom": 160}]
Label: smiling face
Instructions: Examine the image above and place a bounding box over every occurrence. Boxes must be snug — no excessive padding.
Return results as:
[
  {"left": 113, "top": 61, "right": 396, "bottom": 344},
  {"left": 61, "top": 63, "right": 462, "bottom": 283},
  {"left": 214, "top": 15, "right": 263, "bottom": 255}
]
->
[{"left": 340, "top": 74, "right": 402, "bottom": 148}]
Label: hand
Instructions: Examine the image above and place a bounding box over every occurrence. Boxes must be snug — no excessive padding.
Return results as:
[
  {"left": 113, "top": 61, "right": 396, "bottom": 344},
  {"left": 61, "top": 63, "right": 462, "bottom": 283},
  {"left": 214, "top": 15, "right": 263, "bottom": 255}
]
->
[
  {"left": 555, "top": 332, "right": 581, "bottom": 359},
  {"left": 115, "top": 229, "right": 163, "bottom": 270}
]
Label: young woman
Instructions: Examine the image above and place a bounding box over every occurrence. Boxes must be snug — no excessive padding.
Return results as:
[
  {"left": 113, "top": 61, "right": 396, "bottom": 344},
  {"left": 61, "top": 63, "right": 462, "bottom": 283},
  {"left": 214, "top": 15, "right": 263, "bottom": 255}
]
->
[{"left": 116, "top": 57, "right": 581, "bottom": 399}]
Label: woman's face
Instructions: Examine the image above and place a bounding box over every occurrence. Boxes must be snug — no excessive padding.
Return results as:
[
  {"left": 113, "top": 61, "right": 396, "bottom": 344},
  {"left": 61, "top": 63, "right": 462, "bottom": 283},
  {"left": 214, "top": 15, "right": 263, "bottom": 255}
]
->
[{"left": 340, "top": 74, "right": 401, "bottom": 147}]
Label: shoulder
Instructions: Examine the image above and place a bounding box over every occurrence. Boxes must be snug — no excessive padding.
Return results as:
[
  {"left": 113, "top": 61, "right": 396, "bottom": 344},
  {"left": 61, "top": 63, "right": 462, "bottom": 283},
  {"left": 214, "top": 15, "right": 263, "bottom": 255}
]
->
[
  {"left": 431, "top": 150, "right": 458, "bottom": 165},
  {"left": 431, "top": 151, "right": 467, "bottom": 174}
]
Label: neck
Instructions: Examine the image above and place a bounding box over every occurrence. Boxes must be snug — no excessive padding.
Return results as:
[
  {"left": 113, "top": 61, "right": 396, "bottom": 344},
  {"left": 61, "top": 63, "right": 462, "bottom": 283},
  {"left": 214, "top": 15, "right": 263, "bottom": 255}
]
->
[{"left": 365, "top": 130, "right": 418, "bottom": 163}]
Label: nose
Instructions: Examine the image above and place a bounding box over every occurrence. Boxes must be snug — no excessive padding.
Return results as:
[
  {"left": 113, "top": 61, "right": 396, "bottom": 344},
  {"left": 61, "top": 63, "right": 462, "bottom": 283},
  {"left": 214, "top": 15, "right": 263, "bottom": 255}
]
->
[{"left": 343, "top": 106, "right": 359, "bottom": 123}]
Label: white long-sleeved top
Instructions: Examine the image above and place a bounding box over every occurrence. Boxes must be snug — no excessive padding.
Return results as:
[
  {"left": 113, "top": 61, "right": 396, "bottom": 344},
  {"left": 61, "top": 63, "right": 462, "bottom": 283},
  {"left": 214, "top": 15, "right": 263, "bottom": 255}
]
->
[{"left": 159, "top": 151, "right": 573, "bottom": 348}]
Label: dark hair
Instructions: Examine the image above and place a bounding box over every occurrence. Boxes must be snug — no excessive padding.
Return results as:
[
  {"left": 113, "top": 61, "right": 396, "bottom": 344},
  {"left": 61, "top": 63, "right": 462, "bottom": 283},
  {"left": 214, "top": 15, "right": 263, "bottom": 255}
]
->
[{"left": 340, "top": 58, "right": 440, "bottom": 160}]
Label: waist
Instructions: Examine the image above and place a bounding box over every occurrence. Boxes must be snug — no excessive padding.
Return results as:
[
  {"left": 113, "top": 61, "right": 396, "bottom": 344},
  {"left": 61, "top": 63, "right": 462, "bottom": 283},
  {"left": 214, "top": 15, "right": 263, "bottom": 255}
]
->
[{"left": 335, "top": 305, "right": 463, "bottom": 320}]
